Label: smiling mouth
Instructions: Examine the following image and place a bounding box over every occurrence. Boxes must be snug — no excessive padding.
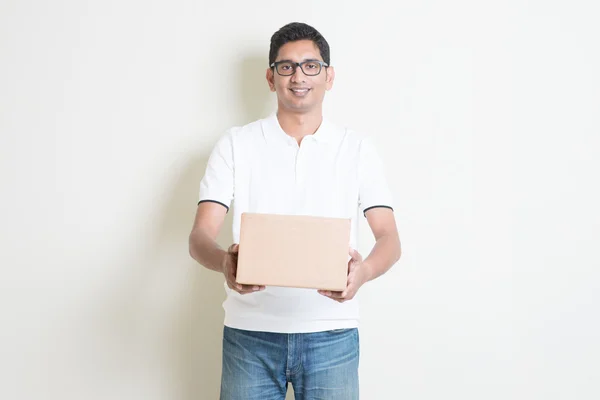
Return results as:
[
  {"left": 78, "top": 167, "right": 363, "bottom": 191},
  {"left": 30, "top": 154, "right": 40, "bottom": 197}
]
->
[{"left": 289, "top": 88, "right": 311, "bottom": 96}]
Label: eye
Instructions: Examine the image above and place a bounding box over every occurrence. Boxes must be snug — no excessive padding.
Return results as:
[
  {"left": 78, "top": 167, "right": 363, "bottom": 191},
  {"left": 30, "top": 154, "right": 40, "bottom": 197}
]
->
[{"left": 305, "top": 62, "right": 319, "bottom": 69}]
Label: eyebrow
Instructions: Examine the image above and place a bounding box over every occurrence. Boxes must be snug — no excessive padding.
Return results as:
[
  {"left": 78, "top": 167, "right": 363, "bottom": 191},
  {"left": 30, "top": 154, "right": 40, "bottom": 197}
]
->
[{"left": 275, "top": 58, "right": 323, "bottom": 63}]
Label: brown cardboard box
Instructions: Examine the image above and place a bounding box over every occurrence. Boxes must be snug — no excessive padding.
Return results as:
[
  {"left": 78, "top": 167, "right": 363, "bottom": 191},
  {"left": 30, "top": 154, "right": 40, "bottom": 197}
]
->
[{"left": 235, "top": 213, "right": 351, "bottom": 291}]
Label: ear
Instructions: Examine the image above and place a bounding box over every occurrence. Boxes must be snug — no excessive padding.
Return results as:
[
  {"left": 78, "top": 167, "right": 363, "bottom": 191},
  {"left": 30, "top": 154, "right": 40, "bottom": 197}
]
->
[
  {"left": 266, "top": 68, "right": 276, "bottom": 92},
  {"left": 325, "top": 66, "right": 335, "bottom": 90}
]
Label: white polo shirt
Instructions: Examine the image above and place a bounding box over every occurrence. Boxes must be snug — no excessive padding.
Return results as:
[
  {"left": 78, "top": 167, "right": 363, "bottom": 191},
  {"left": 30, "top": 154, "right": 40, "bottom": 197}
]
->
[{"left": 198, "top": 112, "right": 394, "bottom": 333}]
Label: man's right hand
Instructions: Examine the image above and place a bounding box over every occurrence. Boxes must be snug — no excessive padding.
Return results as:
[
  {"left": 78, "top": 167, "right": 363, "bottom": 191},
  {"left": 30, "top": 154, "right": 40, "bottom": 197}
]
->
[{"left": 222, "top": 244, "right": 265, "bottom": 295}]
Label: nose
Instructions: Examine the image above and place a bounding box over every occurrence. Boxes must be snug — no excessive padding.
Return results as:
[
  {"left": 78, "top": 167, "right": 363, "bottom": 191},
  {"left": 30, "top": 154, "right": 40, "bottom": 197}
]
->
[{"left": 290, "top": 64, "right": 306, "bottom": 83}]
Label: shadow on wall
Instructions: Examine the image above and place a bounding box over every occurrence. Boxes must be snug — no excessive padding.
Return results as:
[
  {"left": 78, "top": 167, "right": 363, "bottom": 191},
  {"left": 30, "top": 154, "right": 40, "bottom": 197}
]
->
[
  {"left": 167, "top": 53, "right": 275, "bottom": 400},
  {"left": 64, "top": 53, "right": 277, "bottom": 399},
  {"left": 161, "top": 152, "right": 230, "bottom": 400},
  {"left": 236, "top": 54, "right": 276, "bottom": 125}
]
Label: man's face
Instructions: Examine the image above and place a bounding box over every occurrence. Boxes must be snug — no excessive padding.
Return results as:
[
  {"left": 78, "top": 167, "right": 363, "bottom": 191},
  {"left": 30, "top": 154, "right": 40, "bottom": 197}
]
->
[{"left": 266, "top": 40, "right": 335, "bottom": 114}]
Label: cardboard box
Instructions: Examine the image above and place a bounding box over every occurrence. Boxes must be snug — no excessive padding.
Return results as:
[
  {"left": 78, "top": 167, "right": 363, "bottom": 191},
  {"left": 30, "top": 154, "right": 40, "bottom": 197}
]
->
[{"left": 235, "top": 213, "right": 351, "bottom": 291}]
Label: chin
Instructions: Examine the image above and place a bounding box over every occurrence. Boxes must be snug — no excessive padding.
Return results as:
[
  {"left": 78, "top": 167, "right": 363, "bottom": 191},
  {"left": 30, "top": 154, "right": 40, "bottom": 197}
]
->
[
  {"left": 286, "top": 104, "right": 314, "bottom": 113},
  {"left": 280, "top": 99, "right": 311, "bottom": 111}
]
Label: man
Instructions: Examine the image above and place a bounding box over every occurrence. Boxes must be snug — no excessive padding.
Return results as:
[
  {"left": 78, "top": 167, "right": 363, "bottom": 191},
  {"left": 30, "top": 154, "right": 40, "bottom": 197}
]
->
[{"left": 189, "top": 22, "right": 401, "bottom": 400}]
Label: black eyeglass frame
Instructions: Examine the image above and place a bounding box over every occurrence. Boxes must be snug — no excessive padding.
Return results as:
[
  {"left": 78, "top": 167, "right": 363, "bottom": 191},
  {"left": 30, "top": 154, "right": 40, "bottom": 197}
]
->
[{"left": 270, "top": 60, "right": 329, "bottom": 76}]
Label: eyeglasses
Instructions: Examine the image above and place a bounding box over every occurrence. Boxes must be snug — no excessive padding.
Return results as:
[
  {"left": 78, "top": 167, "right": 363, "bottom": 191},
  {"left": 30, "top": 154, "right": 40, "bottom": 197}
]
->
[{"left": 270, "top": 60, "right": 329, "bottom": 76}]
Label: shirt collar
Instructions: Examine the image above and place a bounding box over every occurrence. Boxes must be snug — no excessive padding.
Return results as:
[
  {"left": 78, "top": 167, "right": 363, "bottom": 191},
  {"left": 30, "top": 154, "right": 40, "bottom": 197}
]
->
[{"left": 261, "top": 111, "right": 335, "bottom": 145}]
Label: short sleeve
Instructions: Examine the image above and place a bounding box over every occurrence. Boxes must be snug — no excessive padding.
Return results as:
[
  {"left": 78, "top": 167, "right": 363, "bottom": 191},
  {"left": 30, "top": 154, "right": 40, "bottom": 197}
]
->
[
  {"left": 198, "top": 132, "right": 234, "bottom": 212},
  {"left": 358, "top": 136, "right": 394, "bottom": 217}
]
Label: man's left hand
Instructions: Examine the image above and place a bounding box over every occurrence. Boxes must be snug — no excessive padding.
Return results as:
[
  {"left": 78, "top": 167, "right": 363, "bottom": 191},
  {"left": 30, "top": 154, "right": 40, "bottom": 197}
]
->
[{"left": 318, "top": 248, "right": 371, "bottom": 303}]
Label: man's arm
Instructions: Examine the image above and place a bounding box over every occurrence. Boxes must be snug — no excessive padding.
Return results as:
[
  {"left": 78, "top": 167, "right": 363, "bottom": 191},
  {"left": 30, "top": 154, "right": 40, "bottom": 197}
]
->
[
  {"left": 188, "top": 202, "right": 229, "bottom": 273},
  {"left": 318, "top": 207, "right": 401, "bottom": 302},
  {"left": 362, "top": 207, "right": 402, "bottom": 282},
  {"left": 188, "top": 202, "right": 264, "bottom": 294}
]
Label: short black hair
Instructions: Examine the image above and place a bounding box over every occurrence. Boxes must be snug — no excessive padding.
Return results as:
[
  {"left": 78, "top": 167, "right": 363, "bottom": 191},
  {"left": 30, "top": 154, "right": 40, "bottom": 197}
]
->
[{"left": 269, "top": 22, "right": 330, "bottom": 67}]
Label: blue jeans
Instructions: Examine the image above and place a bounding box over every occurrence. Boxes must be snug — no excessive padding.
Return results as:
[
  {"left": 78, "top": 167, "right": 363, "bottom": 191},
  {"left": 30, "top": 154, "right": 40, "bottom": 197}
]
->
[{"left": 220, "top": 326, "right": 360, "bottom": 400}]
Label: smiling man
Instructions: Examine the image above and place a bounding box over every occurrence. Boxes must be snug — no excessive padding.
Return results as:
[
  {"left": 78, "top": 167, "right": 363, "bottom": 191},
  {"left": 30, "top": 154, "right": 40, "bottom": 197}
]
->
[{"left": 189, "top": 22, "right": 401, "bottom": 400}]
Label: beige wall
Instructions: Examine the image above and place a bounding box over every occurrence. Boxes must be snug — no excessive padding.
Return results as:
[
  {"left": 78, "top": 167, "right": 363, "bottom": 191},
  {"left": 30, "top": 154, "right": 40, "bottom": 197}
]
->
[{"left": 1, "top": 1, "right": 599, "bottom": 399}]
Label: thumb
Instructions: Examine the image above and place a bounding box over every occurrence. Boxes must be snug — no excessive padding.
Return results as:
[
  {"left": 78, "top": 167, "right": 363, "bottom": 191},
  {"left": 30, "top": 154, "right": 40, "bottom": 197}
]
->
[
  {"left": 228, "top": 243, "right": 239, "bottom": 255},
  {"left": 349, "top": 247, "right": 362, "bottom": 262}
]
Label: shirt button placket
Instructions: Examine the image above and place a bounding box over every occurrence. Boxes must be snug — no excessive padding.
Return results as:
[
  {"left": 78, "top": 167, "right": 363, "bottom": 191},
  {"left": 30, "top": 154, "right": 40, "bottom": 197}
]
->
[{"left": 294, "top": 138, "right": 314, "bottom": 214}]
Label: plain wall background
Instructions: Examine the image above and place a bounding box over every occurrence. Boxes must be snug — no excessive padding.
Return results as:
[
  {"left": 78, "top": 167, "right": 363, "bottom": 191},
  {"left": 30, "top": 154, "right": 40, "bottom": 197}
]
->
[{"left": 1, "top": 1, "right": 599, "bottom": 399}]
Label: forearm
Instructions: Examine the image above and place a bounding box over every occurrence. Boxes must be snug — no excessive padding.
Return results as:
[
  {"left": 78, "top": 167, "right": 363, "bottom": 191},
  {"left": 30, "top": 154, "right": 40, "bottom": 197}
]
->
[
  {"left": 189, "top": 228, "right": 228, "bottom": 273},
  {"left": 363, "top": 232, "right": 401, "bottom": 282}
]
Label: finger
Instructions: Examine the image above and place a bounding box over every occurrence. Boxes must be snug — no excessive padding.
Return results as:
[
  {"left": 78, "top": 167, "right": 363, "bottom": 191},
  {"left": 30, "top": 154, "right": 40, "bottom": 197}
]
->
[
  {"left": 232, "top": 282, "right": 265, "bottom": 293},
  {"left": 240, "top": 284, "right": 265, "bottom": 291},
  {"left": 318, "top": 290, "right": 348, "bottom": 303},
  {"left": 237, "top": 287, "right": 265, "bottom": 295},
  {"left": 346, "top": 271, "right": 356, "bottom": 285},
  {"left": 347, "top": 258, "right": 357, "bottom": 272},
  {"left": 225, "top": 275, "right": 243, "bottom": 291},
  {"left": 229, "top": 284, "right": 252, "bottom": 294},
  {"left": 318, "top": 290, "right": 345, "bottom": 299},
  {"left": 227, "top": 268, "right": 238, "bottom": 283}
]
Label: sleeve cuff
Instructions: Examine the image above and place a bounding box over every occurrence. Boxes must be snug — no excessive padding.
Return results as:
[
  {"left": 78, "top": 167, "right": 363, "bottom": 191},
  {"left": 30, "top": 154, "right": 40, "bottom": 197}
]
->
[
  {"left": 363, "top": 205, "right": 394, "bottom": 217},
  {"left": 197, "top": 199, "right": 230, "bottom": 213}
]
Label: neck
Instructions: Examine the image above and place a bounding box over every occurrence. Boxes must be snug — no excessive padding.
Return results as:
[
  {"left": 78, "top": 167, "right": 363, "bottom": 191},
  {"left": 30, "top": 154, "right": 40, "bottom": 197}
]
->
[{"left": 276, "top": 108, "right": 323, "bottom": 142}]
